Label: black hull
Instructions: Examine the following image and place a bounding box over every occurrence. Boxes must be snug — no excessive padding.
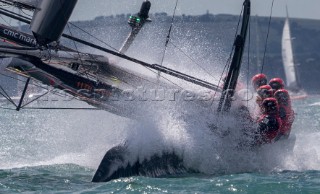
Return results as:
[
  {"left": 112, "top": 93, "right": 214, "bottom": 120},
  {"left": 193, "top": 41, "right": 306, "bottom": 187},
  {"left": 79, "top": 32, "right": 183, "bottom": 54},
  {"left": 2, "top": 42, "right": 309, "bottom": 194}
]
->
[{"left": 92, "top": 145, "right": 197, "bottom": 182}]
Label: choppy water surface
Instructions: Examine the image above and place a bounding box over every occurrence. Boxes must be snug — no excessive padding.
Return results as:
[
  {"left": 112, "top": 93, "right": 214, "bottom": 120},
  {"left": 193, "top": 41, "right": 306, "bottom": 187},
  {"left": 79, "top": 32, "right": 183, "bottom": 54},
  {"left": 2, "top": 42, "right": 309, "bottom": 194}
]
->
[{"left": 1, "top": 96, "right": 320, "bottom": 193}]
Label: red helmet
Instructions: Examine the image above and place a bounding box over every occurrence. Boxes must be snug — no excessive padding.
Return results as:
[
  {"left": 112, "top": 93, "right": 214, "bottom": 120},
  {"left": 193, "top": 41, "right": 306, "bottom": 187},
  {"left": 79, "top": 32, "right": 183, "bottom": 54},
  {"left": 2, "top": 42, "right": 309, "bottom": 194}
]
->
[
  {"left": 257, "top": 85, "right": 273, "bottom": 99},
  {"left": 252, "top": 74, "right": 267, "bottom": 90},
  {"left": 269, "top": 78, "right": 285, "bottom": 91},
  {"left": 274, "top": 89, "right": 291, "bottom": 106},
  {"left": 262, "top": 97, "right": 279, "bottom": 114}
]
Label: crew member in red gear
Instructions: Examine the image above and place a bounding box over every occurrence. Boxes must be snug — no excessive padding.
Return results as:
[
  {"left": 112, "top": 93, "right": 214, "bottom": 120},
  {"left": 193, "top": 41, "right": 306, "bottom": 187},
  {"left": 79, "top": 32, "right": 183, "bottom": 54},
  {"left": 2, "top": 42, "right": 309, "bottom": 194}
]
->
[
  {"left": 251, "top": 73, "right": 268, "bottom": 91},
  {"left": 254, "top": 85, "right": 274, "bottom": 118},
  {"left": 274, "top": 89, "right": 295, "bottom": 139},
  {"left": 256, "top": 85, "right": 273, "bottom": 107},
  {"left": 269, "top": 78, "right": 285, "bottom": 93},
  {"left": 255, "top": 98, "right": 282, "bottom": 144}
]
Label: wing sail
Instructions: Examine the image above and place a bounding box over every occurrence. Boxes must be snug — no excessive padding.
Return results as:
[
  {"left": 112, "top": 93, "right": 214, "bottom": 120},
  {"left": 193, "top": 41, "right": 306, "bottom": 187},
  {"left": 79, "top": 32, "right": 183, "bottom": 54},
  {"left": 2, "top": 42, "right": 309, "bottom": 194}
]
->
[{"left": 31, "top": 0, "right": 78, "bottom": 45}]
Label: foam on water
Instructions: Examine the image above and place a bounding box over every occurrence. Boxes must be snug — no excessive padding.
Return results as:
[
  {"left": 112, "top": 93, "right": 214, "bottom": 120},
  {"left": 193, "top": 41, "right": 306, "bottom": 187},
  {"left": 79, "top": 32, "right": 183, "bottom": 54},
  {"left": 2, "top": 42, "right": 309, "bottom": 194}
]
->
[
  {"left": 114, "top": 96, "right": 320, "bottom": 175},
  {"left": 7, "top": 97, "right": 320, "bottom": 174},
  {"left": 0, "top": 104, "right": 130, "bottom": 169}
]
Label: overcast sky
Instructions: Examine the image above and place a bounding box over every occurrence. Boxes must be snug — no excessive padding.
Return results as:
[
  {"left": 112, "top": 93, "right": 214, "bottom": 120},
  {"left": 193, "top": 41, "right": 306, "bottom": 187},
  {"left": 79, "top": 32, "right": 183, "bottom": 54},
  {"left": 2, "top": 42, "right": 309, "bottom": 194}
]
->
[{"left": 70, "top": 0, "right": 319, "bottom": 21}]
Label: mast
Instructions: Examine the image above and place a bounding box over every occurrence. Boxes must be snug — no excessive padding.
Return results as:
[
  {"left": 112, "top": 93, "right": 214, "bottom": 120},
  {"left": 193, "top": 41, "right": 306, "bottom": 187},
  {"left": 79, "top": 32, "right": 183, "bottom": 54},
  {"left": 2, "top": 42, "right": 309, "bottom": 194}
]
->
[{"left": 217, "top": 0, "right": 251, "bottom": 113}]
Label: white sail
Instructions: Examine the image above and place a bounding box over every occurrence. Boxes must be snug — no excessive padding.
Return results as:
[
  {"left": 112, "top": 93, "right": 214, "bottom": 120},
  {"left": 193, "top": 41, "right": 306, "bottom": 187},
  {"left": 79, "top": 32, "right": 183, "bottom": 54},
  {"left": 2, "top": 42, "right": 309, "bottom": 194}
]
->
[{"left": 281, "top": 15, "right": 298, "bottom": 90}]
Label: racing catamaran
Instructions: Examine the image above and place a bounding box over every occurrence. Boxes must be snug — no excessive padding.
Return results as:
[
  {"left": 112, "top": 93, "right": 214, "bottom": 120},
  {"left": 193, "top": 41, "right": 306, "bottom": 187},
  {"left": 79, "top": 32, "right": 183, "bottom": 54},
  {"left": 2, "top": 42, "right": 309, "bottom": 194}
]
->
[
  {"left": 0, "top": 0, "right": 252, "bottom": 180},
  {"left": 0, "top": 0, "right": 294, "bottom": 182},
  {"left": 281, "top": 7, "right": 307, "bottom": 100}
]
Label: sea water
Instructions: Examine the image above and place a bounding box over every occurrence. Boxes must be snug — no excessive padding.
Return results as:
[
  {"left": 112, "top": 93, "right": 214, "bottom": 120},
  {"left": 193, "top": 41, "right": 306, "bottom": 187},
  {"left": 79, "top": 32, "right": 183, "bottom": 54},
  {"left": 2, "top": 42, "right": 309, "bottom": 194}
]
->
[{"left": 0, "top": 96, "right": 320, "bottom": 193}]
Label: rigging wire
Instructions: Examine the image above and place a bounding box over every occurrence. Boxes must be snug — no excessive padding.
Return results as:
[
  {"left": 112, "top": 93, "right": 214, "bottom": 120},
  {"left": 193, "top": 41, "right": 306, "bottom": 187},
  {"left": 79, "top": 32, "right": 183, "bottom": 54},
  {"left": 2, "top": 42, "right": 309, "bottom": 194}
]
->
[
  {"left": 141, "top": 65, "right": 184, "bottom": 90},
  {"left": 0, "top": 106, "right": 99, "bottom": 111},
  {"left": 0, "top": 14, "right": 12, "bottom": 26},
  {"left": 57, "top": 0, "right": 95, "bottom": 82},
  {"left": 0, "top": 107, "right": 16, "bottom": 110},
  {"left": 68, "top": 22, "right": 119, "bottom": 52},
  {"left": 20, "top": 8, "right": 32, "bottom": 17},
  {"left": 21, "top": 90, "right": 50, "bottom": 108},
  {"left": 0, "top": 3, "right": 114, "bottom": 110},
  {"left": 211, "top": 6, "right": 244, "bottom": 102},
  {"left": 0, "top": 71, "right": 101, "bottom": 110},
  {"left": 23, "top": 107, "right": 99, "bottom": 110},
  {"left": 0, "top": 71, "right": 48, "bottom": 91},
  {"left": 0, "top": 9, "right": 184, "bottom": 93},
  {"left": 63, "top": 17, "right": 185, "bottom": 89},
  {"left": 49, "top": 1, "right": 122, "bottom": 90},
  {"left": 169, "top": 41, "right": 219, "bottom": 82},
  {"left": 0, "top": 85, "right": 17, "bottom": 107},
  {"left": 64, "top": 24, "right": 185, "bottom": 89},
  {"left": 145, "top": 0, "right": 206, "bottom": 89},
  {"left": 261, "top": 0, "right": 275, "bottom": 73},
  {"left": 8, "top": 3, "right": 14, "bottom": 24},
  {"left": 62, "top": 4, "right": 186, "bottom": 90},
  {"left": 0, "top": 71, "right": 85, "bottom": 105},
  {"left": 2, "top": 0, "right": 106, "bottom": 53},
  {"left": 0, "top": 45, "right": 38, "bottom": 50},
  {"left": 158, "top": 0, "right": 179, "bottom": 78},
  {"left": 66, "top": 23, "right": 88, "bottom": 76},
  {"left": 3, "top": 0, "right": 215, "bottom": 90},
  {"left": 54, "top": 1, "right": 123, "bottom": 84},
  {"left": 0, "top": 6, "right": 30, "bottom": 21},
  {"left": 0, "top": 35, "right": 184, "bottom": 109},
  {"left": 0, "top": 2, "right": 11, "bottom": 8}
]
